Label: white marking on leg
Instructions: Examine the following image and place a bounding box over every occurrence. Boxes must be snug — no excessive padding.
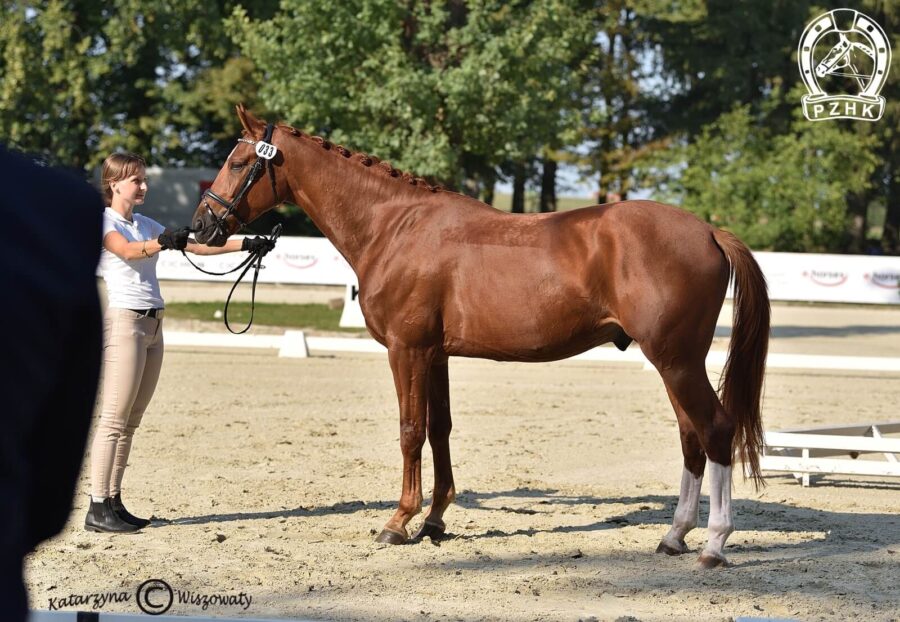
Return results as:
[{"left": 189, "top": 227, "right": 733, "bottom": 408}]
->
[
  {"left": 702, "top": 461, "right": 734, "bottom": 561},
  {"left": 661, "top": 466, "right": 702, "bottom": 551}
]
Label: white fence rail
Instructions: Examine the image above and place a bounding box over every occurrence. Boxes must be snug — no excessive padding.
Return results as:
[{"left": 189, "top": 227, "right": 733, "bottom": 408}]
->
[
  {"left": 164, "top": 331, "right": 900, "bottom": 374},
  {"left": 760, "top": 422, "right": 900, "bottom": 486}
]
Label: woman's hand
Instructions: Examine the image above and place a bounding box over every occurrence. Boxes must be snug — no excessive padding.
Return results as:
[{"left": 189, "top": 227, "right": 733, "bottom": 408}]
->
[
  {"left": 157, "top": 228, "right": 190, "bottom": 251},
  {"left": 241, "top": 236, "right": 277, "bottom": 257}
]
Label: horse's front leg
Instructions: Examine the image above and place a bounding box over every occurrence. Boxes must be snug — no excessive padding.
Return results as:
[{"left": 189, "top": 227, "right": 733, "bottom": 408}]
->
[
  {"left": 375, "top": 346, "right": 433, "bottom": 544},
  {"left": 413, "top": 359, "right": 455, "bottom": 540}
]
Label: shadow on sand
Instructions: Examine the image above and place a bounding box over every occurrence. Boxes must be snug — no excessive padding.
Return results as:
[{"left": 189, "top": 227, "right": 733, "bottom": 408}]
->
[{"left": 157, "top": 482, "right": 900, "bottom": 571}]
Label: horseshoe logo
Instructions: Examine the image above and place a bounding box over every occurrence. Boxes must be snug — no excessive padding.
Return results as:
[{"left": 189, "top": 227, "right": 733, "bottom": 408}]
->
[{"left": 798, "top": 9, "right": 891, "bottom": 121}]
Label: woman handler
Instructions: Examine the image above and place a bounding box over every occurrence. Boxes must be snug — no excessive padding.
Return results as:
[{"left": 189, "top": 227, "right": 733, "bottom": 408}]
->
[{"left": 87, "top": 152, "right": 274, "bottom": 533}]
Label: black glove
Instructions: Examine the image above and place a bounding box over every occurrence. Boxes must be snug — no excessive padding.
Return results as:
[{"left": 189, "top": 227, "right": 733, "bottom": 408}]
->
[
  {"left": 242, "top": 236, "right": 276, "bottom": 257},
  {"left": 157, "top": 228, "right": 190, "bottom": 251}
]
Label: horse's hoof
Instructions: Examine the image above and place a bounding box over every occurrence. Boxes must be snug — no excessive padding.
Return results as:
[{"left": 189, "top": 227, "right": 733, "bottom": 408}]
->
[
  {"left": 696, "top": 552, "right": 729, "bottom": 569},
  {"left": 655, "top": 539, "right": 688, "bottom": 556},
  {"left": 375, "top": 528, "right": 407, "bottom": 545},
  {"left": 413, "top": 520, "right": 446, "bottom": 541}
]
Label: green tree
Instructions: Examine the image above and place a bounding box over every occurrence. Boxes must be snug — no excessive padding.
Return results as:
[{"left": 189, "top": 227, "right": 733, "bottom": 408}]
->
[
  {"left": 227, "top": 0, "right": 594, "bottom": 192},
  {"left": 632, "top": 0, "right": 895, "bottom": 253},
  {"left": 858, "top": 0, "right": 899, "bottom": 253},
  {"left": 0, "top": 2, "right": 96, "bottom": 169},
  {"left": 0, "top": 1, "right": 277, "bottom": 170},
  {"left": 650, "top": 101, "right": 877, "bottom": 252},
  {"left": 572, "top": 1, "right": 657, "bottom": 202}
]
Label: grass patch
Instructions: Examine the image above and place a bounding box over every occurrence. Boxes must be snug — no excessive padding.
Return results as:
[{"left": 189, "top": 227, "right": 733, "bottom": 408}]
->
[{"left": 164, "top": 302, "right": 366, "bottom": 332}]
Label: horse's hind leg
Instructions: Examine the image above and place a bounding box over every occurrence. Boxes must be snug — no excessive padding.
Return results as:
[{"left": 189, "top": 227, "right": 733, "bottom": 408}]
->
[
  {"left": 659, "top": 364, "right": 736, "bottom": 568},
  {"left": 656, "top": 384, "right": 705, "bottom": 556},
  {"left": 413, "top": 360, "right": 456, "bottom": 540}
]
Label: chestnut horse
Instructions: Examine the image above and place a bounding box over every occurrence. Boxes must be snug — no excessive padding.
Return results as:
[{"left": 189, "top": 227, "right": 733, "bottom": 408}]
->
[{"left": 192, "top": 106, "right": 769, "bottom": 568}]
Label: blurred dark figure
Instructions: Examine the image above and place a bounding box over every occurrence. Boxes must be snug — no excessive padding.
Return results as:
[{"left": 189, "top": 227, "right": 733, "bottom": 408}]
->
[{"left": 0, "top": 146, "right": 103, "bottom": 621}]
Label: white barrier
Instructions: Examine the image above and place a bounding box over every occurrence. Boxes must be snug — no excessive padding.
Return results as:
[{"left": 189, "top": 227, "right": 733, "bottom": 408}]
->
[
  {"left": 760, "top": 422, "right": 900, "bottom": 486},
  {"left": 146, "top": 236, "right": 900, "bottom": 305},
  {"left": 164, "top": 332, "right": 387, "bottom": 357},
  {"left": 156, "top": 237, "right": 356, "bottom": 286},
  {"left": 752, "top": 251, "right": 900, "bottom": 305},
  {"left": 338, "top": 284, "right": 365, "bottom": 328},
  {"left": 327, "top": 249, "right": 900, "bottom": 327},
  {"left": 164, "top": 331, "right": 900, "bottom": 373}
]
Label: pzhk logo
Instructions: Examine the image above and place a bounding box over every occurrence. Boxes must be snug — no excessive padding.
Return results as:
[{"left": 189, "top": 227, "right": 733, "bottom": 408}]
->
[{"left": 798, "top": 9, "right": 891, "bottom": 121}]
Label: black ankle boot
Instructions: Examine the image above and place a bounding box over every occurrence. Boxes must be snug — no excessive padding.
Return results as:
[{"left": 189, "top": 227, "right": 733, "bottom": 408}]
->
[
  {"left": 84, "top": 498, "right": 141, "bottom": 533},
  {"left": 111, "top": 493, "right": 150, "bottom": 528}
]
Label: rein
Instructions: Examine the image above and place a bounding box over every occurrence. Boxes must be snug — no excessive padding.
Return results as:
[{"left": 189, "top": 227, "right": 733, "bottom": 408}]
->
[{"left": 180, "top": 224, "right": 282, "bottom": 335}]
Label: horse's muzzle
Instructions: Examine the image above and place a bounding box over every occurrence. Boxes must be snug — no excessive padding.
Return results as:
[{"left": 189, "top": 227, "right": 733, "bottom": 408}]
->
[{"left": 191, "top": 203, "right": 227, "bottom": 246}]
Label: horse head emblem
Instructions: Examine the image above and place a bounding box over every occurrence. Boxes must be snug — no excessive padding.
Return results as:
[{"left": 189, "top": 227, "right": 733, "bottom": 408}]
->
[{"left": 798, "top": 9, "right": 891, "bottom": 121}]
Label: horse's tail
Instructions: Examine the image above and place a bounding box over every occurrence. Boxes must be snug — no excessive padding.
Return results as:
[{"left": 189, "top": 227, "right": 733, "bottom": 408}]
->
[{"left": 712, "top": 228, "right": 770, "bottom": 489}]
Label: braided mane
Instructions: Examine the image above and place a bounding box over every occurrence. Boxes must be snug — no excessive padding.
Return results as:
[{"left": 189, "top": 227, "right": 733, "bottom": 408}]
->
[{"left": 270, "top": 123, "right": 444, "bottom": 193}]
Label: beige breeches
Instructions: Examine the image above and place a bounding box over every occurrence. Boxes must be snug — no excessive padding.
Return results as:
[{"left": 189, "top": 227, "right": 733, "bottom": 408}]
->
[{"left": 90, "top": 308, "right": 164, "bottom": 498}]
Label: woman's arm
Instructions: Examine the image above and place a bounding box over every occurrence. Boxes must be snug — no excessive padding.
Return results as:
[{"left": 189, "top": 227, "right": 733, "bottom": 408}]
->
[
  {"left": 103, "top": 230, "right": 164, "bottom": 261},
  {"left": 185, "top": 238, "right": 244, "bottom": 255}
]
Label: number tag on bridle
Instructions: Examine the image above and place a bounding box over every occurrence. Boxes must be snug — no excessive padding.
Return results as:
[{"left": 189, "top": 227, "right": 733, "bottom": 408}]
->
[{"left": 255, "top": 141, "right": 277, "bottom": 160}]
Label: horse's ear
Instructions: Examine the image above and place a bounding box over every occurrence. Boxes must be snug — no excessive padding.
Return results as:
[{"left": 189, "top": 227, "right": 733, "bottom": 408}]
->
[{"left": 236, "top": 104, "right": 265, "bottom": 138}]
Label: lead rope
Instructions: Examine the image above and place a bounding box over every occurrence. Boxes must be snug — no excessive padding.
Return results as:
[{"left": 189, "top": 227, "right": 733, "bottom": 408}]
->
[{"left": 180, "top": 223, "right": 283, "bottom": 334}]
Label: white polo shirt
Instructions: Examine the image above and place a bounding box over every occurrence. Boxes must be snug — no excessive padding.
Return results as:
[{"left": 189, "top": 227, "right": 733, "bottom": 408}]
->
[{"left": 99, "top": 207, "right": 167, "bottom": 309}]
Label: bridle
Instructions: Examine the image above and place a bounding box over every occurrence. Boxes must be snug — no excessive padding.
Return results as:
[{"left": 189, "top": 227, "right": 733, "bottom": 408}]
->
[
  {"left": 199, "top": 122, "right": 279, "bottom": 239},
  {"left": 181, "top": 122, "right": 283, "bottom": 334}
]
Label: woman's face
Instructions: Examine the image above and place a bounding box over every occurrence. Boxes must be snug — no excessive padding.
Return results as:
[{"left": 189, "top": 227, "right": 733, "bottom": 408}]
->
[{"left": 112, "top": 168, "right": 148, "bottom": 205}]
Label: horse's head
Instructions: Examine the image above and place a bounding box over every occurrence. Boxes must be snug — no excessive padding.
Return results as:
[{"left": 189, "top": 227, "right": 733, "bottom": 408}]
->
[
  {"left": 191, "top": 104, "right": 286, "bottom": 245},
  {"left": 815, "top": 34, "right": 852, "bottom": 78}
]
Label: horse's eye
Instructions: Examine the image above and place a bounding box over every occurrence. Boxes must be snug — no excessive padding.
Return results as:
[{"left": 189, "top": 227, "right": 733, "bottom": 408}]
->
[{"left": 230, "top": 162, "right": 246, "bottom": 171}]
